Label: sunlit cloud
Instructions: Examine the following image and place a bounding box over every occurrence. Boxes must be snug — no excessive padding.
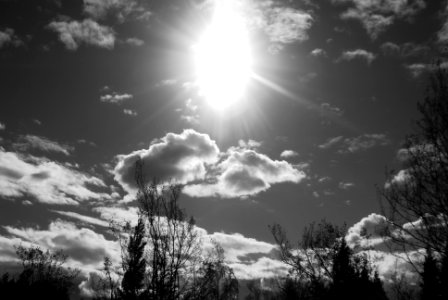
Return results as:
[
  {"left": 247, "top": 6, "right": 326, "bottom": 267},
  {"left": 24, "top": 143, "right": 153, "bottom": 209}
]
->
[
  {"left": 114, "top": 130, "right": 306, "bottom": 199},
  {"left": 280, "top": 150, "right": 299, "bottom": 159},
  {"left": 0, "top": 149, "right": 109, "bottom": 205},
  {"left": 48, "top": 18, "right": 115, "bottom": 50},
  {"left": 338, "top": 49, "right": 376, "bottom": 65}
]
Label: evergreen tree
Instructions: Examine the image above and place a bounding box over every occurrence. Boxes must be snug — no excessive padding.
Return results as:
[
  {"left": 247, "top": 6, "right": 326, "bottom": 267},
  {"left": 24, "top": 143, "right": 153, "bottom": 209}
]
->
[
  {"left": 420, "top": 248, "right": 440, "bottom": 300},
  {"left": 119, "top": 216, "right": 147, "bottom": 300}
]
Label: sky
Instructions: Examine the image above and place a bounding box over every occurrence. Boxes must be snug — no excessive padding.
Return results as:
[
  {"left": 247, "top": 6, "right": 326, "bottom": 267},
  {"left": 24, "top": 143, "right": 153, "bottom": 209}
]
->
[{"left": 0, "top": 0, "right": 446, "bottom": 295}]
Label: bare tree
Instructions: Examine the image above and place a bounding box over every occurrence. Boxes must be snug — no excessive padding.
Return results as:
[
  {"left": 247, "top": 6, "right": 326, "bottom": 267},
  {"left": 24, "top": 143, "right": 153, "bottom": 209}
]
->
[
  {"left": 380, "top": 63, "right": 448, "bottom": 259},
  {"left": 271, "top": 220, "right": 388, "bottom": 300},
  {"left": 133, "top": 159, "right": 202, "bottom": 299},
  {"left": 186, "top": 242, "right": 239, "bottom": 300}
]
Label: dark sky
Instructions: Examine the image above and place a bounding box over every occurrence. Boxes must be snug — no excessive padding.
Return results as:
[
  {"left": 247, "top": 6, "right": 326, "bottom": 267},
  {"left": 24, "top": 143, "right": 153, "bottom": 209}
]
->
[{"left": 0, "top": 0, "right": 446, "bottom": 293}]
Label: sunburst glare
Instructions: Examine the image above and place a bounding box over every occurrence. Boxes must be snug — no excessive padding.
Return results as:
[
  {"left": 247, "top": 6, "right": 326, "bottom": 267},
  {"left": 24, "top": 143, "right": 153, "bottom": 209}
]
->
[{"left": 194, "top": 1, "right": 252, "bottom": 110}]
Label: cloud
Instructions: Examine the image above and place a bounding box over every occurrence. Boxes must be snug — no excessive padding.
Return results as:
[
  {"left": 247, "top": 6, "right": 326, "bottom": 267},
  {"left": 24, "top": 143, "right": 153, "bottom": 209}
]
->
[
  {"left": 114, "top": 129, "right": 220, "bottom": 193},
  {"left": 280, "top": 150, "right": 299, "bottom": 159},
  {"left": 83, "top": 0, "right": 151, "bottom": 22},
  {"left": 332, "top": 0, "right": 425, "bottom": 39},
  {"left": 52, "top": 210, "right": 110, "bottom": 228},
  {"left": 12, "top": 134, "right": 74, "bottom": 156},
  {"left": 47, "top": 19, "right": 115, "bottom": 50},
  {"left": 183, "top": 147, "right": 306, "bottom": 198},
  {"left": 125, "top": 37, "right": 144, "bottom": 46},
  {"left": 0, "top": 216, "right": 286, "bottom": 282},
  {"left": 114, "top": 130, "right": 305, "bottom": 199},
  {"left": 1, "top": 220, "right": 120, "bottom": 274},
  {"left": 263, "top": 6, "right": 313, "bottom": 45},
  {"left": 0, "top": 28, "right": 23, "bottom": 48},
  {"left": 92, "top": 206, "right": 139, "bottom": 224},
  {"left": 318, "top": 136, "right": 344, "bottom": 150},
  {"left": 207, "top": 232, "right": 276, "bottom": 262},
  {"left": 123, "top": 109, "right": 137, "bottom": 116},
  {"left": 338, "top": 181, "right": 355, "bottom": 190},
  {"left": 380, "top": 42, "right": 430, "bottom": 58},
  {"left": 202, "top": 0, "right": 313, "bottom": 51},
  {"left": 320, "top": 102, "right": 344, "bottom": 118},
  {"left": 343, "top": 134, "right": 390, "bottom": 153},
  {"left": 338, "top": 49, "right": 376, "bottom": 64},
  {"left": 319, "top": 134, "right": 390, "bottom": 153},
  {"left": 238, "top": 139, "right": 262, "bottom": 149},
  {"left": 346, "top": 213, "right": 391, "bottom": 250},
  {"left": 100, "top": 92, "right": 133, "bottom": 104},
  {"left": 438, "top": 4, "right": 448, "bottom": 43},
  {"left": 405, "top": 63, "right": 429, "bottom": 78},
  {"left": 310, "top": 48, "right": 327, "bottom": 57},
  {"left": 229, "top": 256, "right": 288, "bottom": 280},
  {"left": 0, "top": 149, "right": 109, "bottom": 205}
]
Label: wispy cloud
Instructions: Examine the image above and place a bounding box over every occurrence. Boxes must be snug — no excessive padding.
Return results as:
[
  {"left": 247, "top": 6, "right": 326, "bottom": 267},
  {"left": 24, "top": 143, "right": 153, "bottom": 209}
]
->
[
  {"left": 47, "top": 19, "right": 115, "bottom": 50},
  {"left": 83, "top": 0, "right": 152, "bottom": 22},
  {"left": 0, "top": 149, "right": 109, "bottom": 205},
  {"left": 319, "top": 134, "right": 390, "bottom": 153},
  {"left": 12, "top": 135, "right": 74, "bottom": 156}
]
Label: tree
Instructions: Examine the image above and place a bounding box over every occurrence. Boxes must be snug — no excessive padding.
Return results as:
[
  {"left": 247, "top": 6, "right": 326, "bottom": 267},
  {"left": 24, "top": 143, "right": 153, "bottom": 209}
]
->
[
  {"left": 186, "top": 242, "right": 239, "bottom": 300},
  {"left": 420, "top": 248, "right": 440, "bottom": 300},
  {"left": 0, "top": 245, "right": 79, "bottom": 300},
  {"left": 118, "top": 217, "right": 147, "bottom": 300},
  {"left": 380, "top": 63, "right": 448, "bottom": 258},
  {"left": 271, "top": 220, "right": 388, "bottom": 300},
  {"left": 132, "top": 159, "right": 202, "bottom": 299}
]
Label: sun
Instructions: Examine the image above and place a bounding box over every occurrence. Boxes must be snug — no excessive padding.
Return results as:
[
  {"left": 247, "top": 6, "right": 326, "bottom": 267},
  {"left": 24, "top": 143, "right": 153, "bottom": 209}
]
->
[{"left": 194, "top": 1, "right": 252, "bottom": 110}]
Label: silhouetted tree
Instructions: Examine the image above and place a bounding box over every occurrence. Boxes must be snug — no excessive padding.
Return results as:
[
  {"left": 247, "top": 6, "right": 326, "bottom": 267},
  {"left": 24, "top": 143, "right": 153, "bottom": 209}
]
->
[
  {"left": 118, "top": 217, "right": 147, "bottom": 300},
  {"left": 420, "top": 248, "right": 440, "bottom": 300},
  {"left": 0, "top": 245, "right": 79, "bottom": 300},
  {"left": 271, "top": 220, "right": 388, "bottom": 300},
  {"left": 132, "top": 159, "right": 202, "bottom": 299},
  {"left": 186, "top": 243, "right": 238, "bottom": 300},
  {"left": 381, "top": 63, "right": 448, "bottom": 260}
]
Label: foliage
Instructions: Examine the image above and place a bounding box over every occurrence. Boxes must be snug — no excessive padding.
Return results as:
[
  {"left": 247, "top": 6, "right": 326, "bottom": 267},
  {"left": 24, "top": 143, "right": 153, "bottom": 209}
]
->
[
  {"left": 271, "top": 220, "right": 388, "bottom": 300},
  {"left": 0, "top": 245, "right": 79, "bottom": 300}
]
